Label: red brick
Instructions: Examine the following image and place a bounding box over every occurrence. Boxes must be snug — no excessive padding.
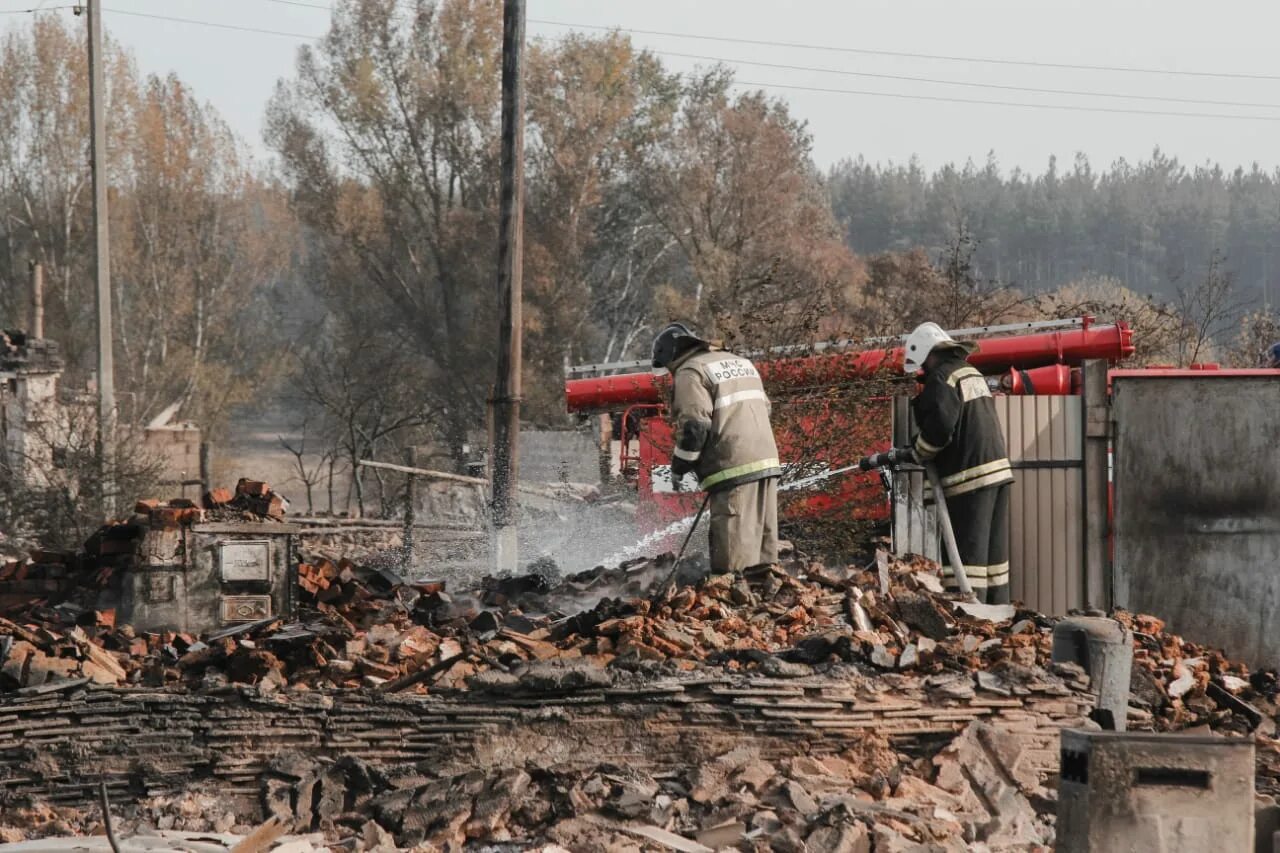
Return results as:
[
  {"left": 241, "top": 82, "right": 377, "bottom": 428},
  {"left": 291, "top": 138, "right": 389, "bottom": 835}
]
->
[
  {"left": 203, "top": 488, "right": 233, "bottom": 508},
  {"left": 265, "top": 494, "right": 287, "bottom": 520},
  {"left": 151, "top": 507, "right": 182, "bottom": 527},
  {"left": 236, "top": 479, "right": 271, "bottom": 498}
]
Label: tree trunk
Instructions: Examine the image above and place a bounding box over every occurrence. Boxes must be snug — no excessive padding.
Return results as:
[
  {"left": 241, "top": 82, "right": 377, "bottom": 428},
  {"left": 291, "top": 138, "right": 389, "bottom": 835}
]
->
[{"left": 327, "top": 457, "right": 335, "bottom": 515}]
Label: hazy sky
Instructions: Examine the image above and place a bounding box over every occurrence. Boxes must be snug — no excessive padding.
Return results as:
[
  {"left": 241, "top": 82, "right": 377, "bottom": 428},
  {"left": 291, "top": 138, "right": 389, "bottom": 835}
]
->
[{"left": 14, "top": 0, "right": 1280, "bottom": 174}]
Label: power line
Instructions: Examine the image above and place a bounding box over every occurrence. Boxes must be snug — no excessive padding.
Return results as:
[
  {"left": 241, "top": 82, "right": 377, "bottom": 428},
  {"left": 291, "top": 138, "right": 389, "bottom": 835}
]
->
[
  {"left": 78, "top": 5, "right": 1280, "bottom": 121},
  {"left": 252, "top": 7, "right": 1280, "bottom": 86},
  {"left": 733, "top": 80, "right": 1280, "bottom": 122},
  {"left": 531, "top": 18, "right": 1280, "bottom": 83},
  {"left": 0, "top": 4, "right": 75, "bottom": 13},
  {"left": 101, "top": 7, "right": 322, "bottom": 39},
  {"left": 657, "top": 50, "right": 1280, "bottom": 112},
  {"left": 261, "top": 0, "right": 331, "bottom": 9}
]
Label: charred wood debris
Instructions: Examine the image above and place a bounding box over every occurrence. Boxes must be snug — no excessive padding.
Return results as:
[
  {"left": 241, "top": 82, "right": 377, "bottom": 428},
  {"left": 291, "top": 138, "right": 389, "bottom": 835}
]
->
[{"left": 0, "top": 480, "right": 1277, "bottom": 851}]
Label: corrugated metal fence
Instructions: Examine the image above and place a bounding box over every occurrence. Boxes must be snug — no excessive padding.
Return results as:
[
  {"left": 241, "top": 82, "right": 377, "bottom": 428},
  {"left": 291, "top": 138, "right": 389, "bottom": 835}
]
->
[
  {"left": 894, "top": 395, "right": 1085, "bottom": 616},
  {"left": 995, "top": 396, "right": 1083, "bottom": 615}
]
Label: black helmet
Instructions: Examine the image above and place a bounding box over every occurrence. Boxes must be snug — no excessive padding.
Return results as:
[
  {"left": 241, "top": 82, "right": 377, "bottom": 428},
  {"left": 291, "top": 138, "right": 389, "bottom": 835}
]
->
[{"left": 651, "top": 322, "right": 707, "bottom": 369}]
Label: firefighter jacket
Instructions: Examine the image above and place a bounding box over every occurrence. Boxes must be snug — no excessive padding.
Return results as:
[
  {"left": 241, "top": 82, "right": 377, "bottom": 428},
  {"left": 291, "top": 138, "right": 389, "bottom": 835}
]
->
[
  {"left": 670, "top": 348, "right": 781, "bottom": 493},
  {"left": 911, "top": 352, "right": 1014, "bottom": 498}
]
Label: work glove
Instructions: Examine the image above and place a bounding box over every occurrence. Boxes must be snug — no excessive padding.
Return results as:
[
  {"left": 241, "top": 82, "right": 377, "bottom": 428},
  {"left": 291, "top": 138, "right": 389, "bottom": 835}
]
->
[{"left": 671, "top": 454, "right": 694, "bottom": 480}]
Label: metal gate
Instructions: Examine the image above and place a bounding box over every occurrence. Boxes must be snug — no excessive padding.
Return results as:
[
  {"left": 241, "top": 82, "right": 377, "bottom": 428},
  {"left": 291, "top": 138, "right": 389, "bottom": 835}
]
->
[
  {"left": 893, "top": 393, "right": 1086, "bottom": 616},
  {"left": 1111, "top": 372, "right": 1280, "bottom": 667}
]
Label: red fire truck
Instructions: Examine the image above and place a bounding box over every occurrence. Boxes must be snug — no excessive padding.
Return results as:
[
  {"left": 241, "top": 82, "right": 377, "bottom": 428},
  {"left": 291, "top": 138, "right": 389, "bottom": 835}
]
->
[{"left": 564, "top": 318, "right": 1135, "bottom": 535}]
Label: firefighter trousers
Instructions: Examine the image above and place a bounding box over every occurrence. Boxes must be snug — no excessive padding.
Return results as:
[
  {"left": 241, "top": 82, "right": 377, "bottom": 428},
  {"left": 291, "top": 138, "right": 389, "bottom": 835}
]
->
[
  {"left": 709, "top": 477, "right": 779, "bottom": 573},
  {"left": 943, "top": 483, "right": 1010, "bottom": 605}
]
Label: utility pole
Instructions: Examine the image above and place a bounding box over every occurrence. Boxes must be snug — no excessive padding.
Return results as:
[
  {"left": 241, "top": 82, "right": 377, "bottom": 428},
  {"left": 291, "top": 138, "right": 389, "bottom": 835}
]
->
[
  {"left": 86, "top": 0, "right": 115, "bottom": 514},
  {"left": 488, "top": 0, "right": 525, "bottom": 573},
  {"left": 28, "top": 260, "right": 43, "bottom": 339}
]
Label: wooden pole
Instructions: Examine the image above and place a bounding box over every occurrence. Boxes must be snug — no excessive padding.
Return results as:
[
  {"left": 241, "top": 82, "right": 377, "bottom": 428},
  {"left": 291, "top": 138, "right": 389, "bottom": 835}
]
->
[
  {"left": 357, "top": 458, "right": 488, "bottom": 486},
  {"left": 489, "top": 0, "right": 526, "bottom": 572}
]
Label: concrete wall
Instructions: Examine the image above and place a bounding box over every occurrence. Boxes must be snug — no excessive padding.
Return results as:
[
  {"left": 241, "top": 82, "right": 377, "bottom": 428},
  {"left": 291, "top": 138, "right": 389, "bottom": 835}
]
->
[
  {"left": 520, "top": 429, "right": 599, "bottom": 485},
  {"left": 1112, "top": 375, "right": 1280, "bottom": 668},
  {"left": 144, "top": 424, "right": 202, "bottom": 487},
  {"left": 1, "top": 372, "right": 60, "bottom": 483}
]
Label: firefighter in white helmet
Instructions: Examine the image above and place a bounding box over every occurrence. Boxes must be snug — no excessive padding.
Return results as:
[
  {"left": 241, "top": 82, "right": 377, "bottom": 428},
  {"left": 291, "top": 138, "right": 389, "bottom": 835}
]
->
[
  {"left": 652, "top": 323, "right": 781, "bottom": 573},
  {"left": 900, "top": 322, "right": 1014, "bottom": 604}
]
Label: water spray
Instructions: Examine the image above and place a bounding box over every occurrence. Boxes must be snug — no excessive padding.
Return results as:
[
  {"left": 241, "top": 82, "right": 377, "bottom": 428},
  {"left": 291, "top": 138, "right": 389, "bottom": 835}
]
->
[
  {"left": 600, "top": 462, "right": 873, "bottom": 570},
  {"left": 655, "top": 493, "right": 711, "bottom": 591}
]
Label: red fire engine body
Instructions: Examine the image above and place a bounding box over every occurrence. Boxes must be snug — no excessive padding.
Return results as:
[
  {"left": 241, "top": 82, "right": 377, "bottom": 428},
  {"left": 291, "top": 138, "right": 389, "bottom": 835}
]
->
[{"left": 565, "top": 319, "right": 1135, "bottom": 534}]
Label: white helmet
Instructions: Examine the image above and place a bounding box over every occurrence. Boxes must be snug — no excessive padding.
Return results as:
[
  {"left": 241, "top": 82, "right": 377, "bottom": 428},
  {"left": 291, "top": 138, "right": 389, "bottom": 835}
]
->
[{"left": 903, "top": 322, "right": 977, "bottom": 374}]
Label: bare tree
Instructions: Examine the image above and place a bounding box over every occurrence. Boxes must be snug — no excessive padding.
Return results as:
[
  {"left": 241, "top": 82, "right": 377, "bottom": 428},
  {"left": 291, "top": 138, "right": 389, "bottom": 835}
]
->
[
  {"left": 266, "top": 0, "right": 502, "bottom": 465},
  {"left": 292, "top": 327, "right": 437, "bottom": 517},
  {"left": 0, "top": 407, "right": 164, "bottom": 550},
  {"left": 1170, "top": 251, "right": 1247, "bottom": 365},
  {"left": 278, "top": 419, "right": 335, "bottom": 515},
  {"left": 932, "top": 224, "right": 1028, "bottom": 329}
]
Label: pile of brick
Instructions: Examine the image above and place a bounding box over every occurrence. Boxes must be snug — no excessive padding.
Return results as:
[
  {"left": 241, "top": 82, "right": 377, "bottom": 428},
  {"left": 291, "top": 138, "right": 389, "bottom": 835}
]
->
[
  {"left": 137, "top": 477, "right": 290, "bottom": 525},
  {"left": 0, "top": 479, "right": 293, "bottom": 622},
  {"left": 0, "top": 552, "right": 80, "bottom": 612},
  {"left": 0, "top": 547, "right": 1276, "bottom": 849},
  {"left": 0, "top": 524, "right": 141, "bottom": 616},
  {"left": 0, "top": 660, "right": 1095, "bottom": 850},
  {"left": 0, "top": 550, "right": 1272, "bottom": 724}
]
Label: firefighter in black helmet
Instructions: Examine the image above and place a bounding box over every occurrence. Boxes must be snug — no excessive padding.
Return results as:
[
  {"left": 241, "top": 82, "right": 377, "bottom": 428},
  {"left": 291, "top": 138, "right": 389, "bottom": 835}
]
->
[{"left": 651, "top": 323, "right": 781, "bottom": 573}]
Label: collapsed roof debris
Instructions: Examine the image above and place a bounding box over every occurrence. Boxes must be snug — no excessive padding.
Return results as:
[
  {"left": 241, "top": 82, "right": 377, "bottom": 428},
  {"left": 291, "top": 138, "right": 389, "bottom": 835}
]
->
[{"left": 0, "top": 512, "right": 1276, "bottom": 849}]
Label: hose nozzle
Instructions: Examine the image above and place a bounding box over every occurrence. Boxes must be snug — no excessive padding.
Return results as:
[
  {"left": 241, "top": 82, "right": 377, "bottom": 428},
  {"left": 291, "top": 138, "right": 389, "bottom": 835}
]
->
[{"left": 858, "top": 447, "right": 916, "bottom": 471}]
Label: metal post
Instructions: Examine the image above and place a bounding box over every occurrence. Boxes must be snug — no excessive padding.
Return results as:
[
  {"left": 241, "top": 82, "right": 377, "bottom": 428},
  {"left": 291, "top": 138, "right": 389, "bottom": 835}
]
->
[
  {"left": 87, "top": 0, "right": 115, "bottom": 514},
  {"left": 488, "top": 0, "right": 525, "bottom": 573},
  {"left": 28, "top": 261, "right": 43, "bottom": 339}
]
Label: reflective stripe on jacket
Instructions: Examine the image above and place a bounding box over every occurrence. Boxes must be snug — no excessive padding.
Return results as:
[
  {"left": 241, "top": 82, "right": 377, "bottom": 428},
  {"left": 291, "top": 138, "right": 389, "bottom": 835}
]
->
[
  {"left": 911, "top": 353, "right": 1014, "bottom": 498},
  {"left": 671, "top": 348, "right": 781, "bottom": 493}
]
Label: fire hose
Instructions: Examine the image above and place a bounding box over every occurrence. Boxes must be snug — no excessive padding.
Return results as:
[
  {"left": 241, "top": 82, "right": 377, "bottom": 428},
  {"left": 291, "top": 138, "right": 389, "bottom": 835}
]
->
[
  {"left": 856, "top": 449, "right": 976, "bottom": 600},
  {"left": 661, "top": 450, "right": 975, "bottom": 600}
]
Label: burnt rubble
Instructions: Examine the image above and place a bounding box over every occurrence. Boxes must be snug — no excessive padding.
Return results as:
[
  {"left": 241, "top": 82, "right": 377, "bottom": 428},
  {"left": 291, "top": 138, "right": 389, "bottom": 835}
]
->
[{"left": 1, "top": 523, "right": 1278, "bottom": 849}]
